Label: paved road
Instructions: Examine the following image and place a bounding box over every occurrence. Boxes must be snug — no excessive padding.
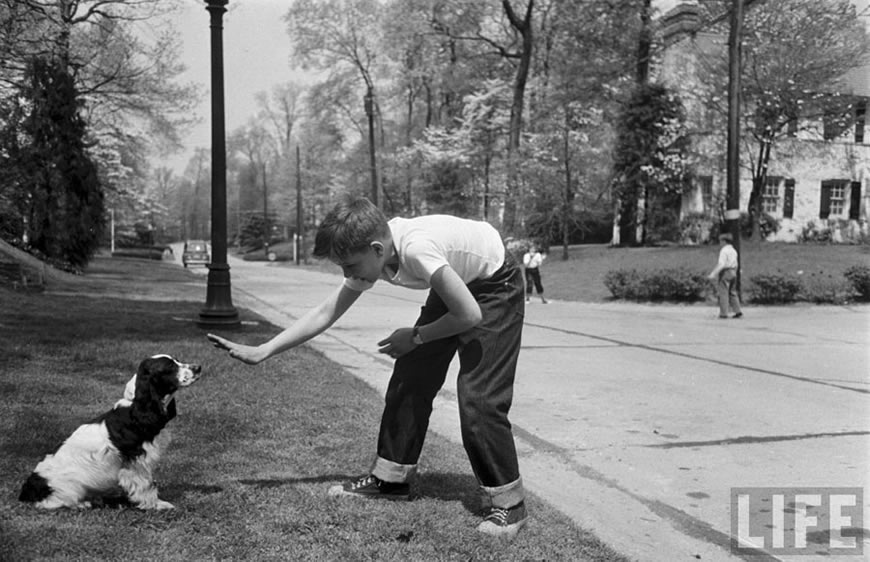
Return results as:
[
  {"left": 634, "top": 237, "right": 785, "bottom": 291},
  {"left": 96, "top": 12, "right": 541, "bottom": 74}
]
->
[{"left": 190, "top": 253, "right": 869, "bottom": 562}]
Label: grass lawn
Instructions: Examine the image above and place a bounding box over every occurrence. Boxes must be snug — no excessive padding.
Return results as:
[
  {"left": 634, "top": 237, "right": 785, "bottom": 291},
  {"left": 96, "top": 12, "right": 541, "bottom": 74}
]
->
[
  {"left": 291, "top": 241, "right": 870, "bottom": 304},
  {"left": 0, "top": 257, "right": 627, "bottom": 561}
]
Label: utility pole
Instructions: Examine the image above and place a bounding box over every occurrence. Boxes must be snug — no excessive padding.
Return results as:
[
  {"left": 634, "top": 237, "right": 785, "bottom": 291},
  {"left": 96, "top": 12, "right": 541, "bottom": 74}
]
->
[
  {"left": 197, "top": 0, "right": 239, "bottom": 329},
  {"left": 364, "top": 86, "right": 379, "bottom": 208},
  {"left": 726, "top": 0, "right": 744, "bottom": 293},
  {"left": 296, "top": 145, "right": 303, "bottom": 266},
  {"left": 262, "top": 161, "right": 269, "bottom": 257}
]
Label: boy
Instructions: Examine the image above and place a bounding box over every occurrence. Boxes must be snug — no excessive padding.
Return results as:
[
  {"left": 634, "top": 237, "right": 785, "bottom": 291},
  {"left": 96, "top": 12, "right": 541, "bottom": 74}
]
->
[
  {"left": 708, "top": 232, "right": 743, "bottom": 319},
  {"left": 207, "top": 197, "right": 528, "bottom": 537}
]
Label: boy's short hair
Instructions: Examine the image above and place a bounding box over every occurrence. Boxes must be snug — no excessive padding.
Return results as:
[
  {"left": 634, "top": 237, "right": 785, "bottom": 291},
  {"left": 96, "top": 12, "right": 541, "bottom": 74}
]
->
[
  {"left": 719, "top": 232, "right": 733, "bottom": 243},
  {"left": 313, "top": 196, "right": 389, "bottom": 260}
]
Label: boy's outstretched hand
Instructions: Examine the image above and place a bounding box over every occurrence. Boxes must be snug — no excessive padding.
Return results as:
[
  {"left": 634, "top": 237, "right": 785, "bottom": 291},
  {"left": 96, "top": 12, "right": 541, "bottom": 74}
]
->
[{"left": 207, "top": 333, "right": 267, "bottom": 365}]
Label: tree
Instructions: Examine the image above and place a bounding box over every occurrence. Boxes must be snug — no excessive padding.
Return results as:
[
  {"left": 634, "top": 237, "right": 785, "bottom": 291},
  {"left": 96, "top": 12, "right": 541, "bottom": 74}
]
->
[
  {"left": 5, "top": 57, "right": 104, "bottom": 266},
  {"left": 612, "top": 83, "right": 691, "bottom": 246},
  {"left": 532, "top": 0, "right": 639, "bottom": 255},
  {"left": 285, "top": 0, "right": 384, "bottom": 205},
  {"left": 696, "top": 0, "right": 870, "bottom": 239},
  {"left": 0, "top": 0, "right": 197, "bottom": 266}
]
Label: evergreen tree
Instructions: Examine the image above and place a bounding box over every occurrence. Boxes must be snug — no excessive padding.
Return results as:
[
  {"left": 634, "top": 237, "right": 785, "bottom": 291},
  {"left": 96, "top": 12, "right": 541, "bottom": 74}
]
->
[
  {"left": 612, "top": 83, "right": 690, "bottom": 246},
  {"left": 19, "top": 57, "right": 104, "bottom": 267}
]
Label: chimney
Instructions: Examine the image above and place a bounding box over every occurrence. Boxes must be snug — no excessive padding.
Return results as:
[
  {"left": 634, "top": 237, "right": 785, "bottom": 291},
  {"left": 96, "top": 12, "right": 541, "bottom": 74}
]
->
[{"left": 660, "top": 1, "right": 701, "bottom": 46}]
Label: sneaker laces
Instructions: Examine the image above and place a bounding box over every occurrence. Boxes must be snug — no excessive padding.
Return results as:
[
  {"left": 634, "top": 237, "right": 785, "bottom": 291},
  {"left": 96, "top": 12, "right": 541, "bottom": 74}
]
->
[
  {"left": 350, "top": 475, "right": 376, "bottom": 490},
  {"left": 484, "top": 506, "right": 510, "bottom": 526}
]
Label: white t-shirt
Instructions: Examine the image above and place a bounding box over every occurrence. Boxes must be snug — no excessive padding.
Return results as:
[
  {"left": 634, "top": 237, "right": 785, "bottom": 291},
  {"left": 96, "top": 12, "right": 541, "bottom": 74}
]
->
[
  {"left": 343, "top": 215, "right": 505, "bottom": 292},
  {"left": 523, "top": 251, "right": 544, "bottom": 269},
  {"left": 717, "top": 244, "right": 739, "bottom": 270}
]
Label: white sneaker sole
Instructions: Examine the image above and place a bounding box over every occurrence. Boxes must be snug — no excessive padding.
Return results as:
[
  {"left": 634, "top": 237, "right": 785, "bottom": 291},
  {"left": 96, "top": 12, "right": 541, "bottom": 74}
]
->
[{"left": 476, "top": 517, "right": 528, "bottom": 538}]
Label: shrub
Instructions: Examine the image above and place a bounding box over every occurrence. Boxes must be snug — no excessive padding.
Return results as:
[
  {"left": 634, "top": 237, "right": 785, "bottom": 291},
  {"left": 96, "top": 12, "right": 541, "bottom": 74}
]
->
[
  {"left": 748, "top": 272, "right": 803, "bottom": 304},
  {"left": 798, "top": 221, "right": 832, "bottom": 243},
  {"left": 679, "top": 213, "right": 713, "bottom": 245},
  {"left": 603, "top": 269, "right": 642, "bottom": 299},
  {"left": 844, "top": 265, "right": 870, "bottom": 301},
  {"left": 604, "top": 267, "right": 706, "bottom": 302},
  {"left": 799, "top": 271, "right": 856, "bottom": 305}
]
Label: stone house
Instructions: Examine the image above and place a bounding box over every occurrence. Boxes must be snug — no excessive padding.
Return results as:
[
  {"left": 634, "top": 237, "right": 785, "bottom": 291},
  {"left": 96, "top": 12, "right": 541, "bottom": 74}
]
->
[{"left": 658, "top": 1, "right": 870, "bottom": 243}]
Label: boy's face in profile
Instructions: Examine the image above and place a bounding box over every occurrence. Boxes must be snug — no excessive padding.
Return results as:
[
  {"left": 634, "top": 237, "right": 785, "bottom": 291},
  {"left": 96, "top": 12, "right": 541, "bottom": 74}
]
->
[{"left": 332, "top": 241, "right": 388, "bottom": 283}]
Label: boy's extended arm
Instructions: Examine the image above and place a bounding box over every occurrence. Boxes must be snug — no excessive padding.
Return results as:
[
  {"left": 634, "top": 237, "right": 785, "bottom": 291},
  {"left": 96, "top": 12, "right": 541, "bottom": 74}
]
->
[{"left": 208, "top": 284, "right": 362, "bottom": 364}]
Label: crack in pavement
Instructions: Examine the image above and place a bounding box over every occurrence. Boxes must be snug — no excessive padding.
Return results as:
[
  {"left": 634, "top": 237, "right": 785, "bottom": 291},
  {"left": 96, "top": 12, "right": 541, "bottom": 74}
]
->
[{"left": 524, "top": 321, "right": 869, "bottom": 395}]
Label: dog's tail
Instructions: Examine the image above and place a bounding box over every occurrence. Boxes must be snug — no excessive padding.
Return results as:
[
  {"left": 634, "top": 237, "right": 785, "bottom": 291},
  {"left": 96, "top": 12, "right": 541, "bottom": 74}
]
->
[{"left": 19, "top": 472, "right": 52, "bottom": 503}]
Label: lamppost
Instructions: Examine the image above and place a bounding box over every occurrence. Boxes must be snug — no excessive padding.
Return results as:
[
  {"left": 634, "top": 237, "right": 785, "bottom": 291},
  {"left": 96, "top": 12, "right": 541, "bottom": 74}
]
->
[
  {"left": 364, "top": 85, "right": 379, "bottom": 208},
  {"left": 197, "top": 0, "right": 240, "bottom": 328},
  {"left": 725, "top": 0, "right": 744, "bottom": 293}
]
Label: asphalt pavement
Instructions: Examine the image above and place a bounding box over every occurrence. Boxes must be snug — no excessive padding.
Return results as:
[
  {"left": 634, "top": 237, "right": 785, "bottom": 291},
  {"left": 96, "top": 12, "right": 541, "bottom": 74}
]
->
[{"left": 190, "top": 253, "right": 869, "bottom": 562}]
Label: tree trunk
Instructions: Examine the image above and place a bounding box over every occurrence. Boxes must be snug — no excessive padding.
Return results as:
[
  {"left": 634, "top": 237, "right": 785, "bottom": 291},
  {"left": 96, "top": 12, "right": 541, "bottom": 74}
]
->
[{"left": 502, "top": 0, "right": 534, "bottom": 234}]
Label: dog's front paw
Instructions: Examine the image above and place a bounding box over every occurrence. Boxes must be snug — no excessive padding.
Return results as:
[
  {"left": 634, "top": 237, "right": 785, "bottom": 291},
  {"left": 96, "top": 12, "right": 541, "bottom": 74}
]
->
[{"left": 154, "top": 500, "right": 175, "bottom": 510}]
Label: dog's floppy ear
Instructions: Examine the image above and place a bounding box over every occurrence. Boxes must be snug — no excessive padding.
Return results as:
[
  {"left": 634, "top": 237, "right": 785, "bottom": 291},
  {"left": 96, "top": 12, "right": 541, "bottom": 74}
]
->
[
  {"left": 135, "top": 360, "right": 156, "bottom": 401},
  {"left": 131, "top": 358, "right": 167, "bottom": 425}
]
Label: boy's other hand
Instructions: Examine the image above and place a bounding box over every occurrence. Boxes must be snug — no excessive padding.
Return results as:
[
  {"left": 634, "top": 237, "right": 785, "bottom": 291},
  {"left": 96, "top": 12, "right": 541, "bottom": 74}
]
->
[
  {"left": 207, "top": 333, "right": 267, "bottom": 365},
  {"left": 377, "top": 327, "right": 417, "bottom": 359}
]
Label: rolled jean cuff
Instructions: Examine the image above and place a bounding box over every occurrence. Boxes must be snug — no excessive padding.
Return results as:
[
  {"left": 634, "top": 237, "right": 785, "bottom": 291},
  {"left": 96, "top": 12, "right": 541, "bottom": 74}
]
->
[
  {"left": 480, "top": 476, "right": 525, "bottom": 509},
  {"left": 371, "top": 456, "right": 416, "bottom": 483}
]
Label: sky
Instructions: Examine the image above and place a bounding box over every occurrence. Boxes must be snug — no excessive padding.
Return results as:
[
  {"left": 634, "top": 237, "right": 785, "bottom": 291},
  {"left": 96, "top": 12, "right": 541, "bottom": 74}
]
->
[
  {"left": 149, "top": 0, "right": 304, "bottom": 173},
  {"left": 156, "top": 0, "right": 869, "bottom": 176}
]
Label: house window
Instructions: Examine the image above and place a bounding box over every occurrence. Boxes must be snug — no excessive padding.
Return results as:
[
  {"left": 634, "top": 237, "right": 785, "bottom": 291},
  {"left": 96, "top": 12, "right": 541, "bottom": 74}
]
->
[
  {"left": 823, "top": 111, "right": 842, "bottom": 140},
  {"left": 850, "top": 182, "right": 862, "bottom": 220},
  {"left": 762, "top": 177, "right": 781, "bottom": 214},
  {"left": 820, "top": 180, "right": 849, "bottom": 218},
  {"left": 783, "top": 179, "right": 795, "bottom": 219},
  {"left": 856, "top": 101, "right": 866, "bottom": 144}
]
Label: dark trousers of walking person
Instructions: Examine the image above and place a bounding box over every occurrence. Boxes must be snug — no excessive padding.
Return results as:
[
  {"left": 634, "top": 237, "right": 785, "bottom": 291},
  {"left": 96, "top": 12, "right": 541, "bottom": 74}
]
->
[
  {"left": 525, "top": 267, "right": 545, "bottom": 302},
  {"left": 372, "top": 254, "right": 526, "bottom": 509},
  {"left": 717, "top": 269, "right": 742, "bottom": 317},
  {"left": 525, "top": 267, "right": 543, "bottom": 295}
]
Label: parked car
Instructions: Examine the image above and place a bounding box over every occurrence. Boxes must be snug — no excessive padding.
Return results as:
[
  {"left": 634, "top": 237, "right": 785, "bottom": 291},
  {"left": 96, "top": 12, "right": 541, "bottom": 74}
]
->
[{"left": 182, "top": 240, "right": 211, "bottom": 268}]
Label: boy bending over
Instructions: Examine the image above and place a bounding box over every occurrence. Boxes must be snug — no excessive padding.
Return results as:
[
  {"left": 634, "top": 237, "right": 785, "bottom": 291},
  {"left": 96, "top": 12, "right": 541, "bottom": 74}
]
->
[{"left": 208, "top": 197, "right": 528, "bottom": 537}]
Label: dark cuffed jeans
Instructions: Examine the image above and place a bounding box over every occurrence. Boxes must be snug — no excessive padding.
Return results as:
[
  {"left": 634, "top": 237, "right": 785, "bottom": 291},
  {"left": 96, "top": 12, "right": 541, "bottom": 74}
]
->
[{"left": 371, "top": 253, "right": 526, "bottom": 508}]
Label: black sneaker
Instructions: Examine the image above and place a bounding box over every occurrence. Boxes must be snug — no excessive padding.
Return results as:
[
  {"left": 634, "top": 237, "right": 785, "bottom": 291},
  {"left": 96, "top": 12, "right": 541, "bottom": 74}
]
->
[
  {"left": 327, "top": 474, "right": 410, "bottom": 501},
  {"left": 733, "top": 312, "right": 743, "bottom": 318},
  {"left": 477, "top": 501, "right": 528, "bottom": 537}
]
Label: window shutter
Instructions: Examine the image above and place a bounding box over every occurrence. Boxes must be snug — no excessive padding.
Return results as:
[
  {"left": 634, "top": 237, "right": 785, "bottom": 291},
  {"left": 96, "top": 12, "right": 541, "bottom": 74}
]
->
[
  {"left": 783, "top": 179, "right": 795, "bottom": 219},
  {"left": 850, "top": 181, "right": 862, "bottom": 220},
  {"left": 819, "top": 181, "right": 833, "bottom": 219}
]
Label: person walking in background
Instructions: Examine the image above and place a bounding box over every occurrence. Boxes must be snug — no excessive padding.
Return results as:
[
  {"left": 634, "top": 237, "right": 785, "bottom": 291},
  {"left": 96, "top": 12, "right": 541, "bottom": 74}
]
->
[
  {"left": 708, "top": 232, "right": 743, "bottom": 319},
  {"left": 522, "top": 243, "right": 548, "bottom": 304}
]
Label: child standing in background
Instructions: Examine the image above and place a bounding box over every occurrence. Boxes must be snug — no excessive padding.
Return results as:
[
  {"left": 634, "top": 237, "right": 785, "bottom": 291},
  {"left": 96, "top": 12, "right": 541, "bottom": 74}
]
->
[{"left": 522, "top": 243, "right": 548, "bottom": 304}]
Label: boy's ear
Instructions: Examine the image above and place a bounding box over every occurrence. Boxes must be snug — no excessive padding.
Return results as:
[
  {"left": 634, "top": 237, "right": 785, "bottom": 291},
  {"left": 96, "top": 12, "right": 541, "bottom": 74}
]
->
[{"left": 371, "top": 240, "right": 385, "bottom": 257}]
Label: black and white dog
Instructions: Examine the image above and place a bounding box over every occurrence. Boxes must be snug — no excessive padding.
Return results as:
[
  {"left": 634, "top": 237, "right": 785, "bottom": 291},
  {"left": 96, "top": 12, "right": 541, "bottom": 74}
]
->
[{"left": 19, "top": 355, "right": 202, "bottom": 510}]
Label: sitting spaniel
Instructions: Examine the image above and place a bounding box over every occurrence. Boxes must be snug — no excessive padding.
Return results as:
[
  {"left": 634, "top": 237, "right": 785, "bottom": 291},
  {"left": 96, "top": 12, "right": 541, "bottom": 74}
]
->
[{"left": 19, "top": 355, "right": 202, "bottom": 510}]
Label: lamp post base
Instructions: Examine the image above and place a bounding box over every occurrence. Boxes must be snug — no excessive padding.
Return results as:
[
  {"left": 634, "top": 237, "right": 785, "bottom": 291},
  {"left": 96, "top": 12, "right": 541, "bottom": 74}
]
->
[{"left": 196, "top": 262, "right": 240, "bottom": 329}]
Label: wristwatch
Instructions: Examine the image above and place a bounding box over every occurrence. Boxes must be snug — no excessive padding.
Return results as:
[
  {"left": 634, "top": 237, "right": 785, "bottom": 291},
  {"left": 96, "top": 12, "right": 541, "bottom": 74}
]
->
[{"left": 412, "top": 326, "right": 424, "bottom": 346}]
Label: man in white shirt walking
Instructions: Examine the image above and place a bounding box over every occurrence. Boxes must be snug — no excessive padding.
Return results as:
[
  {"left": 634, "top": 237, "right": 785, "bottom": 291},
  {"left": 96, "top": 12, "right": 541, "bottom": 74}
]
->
[{"left": 708, "top": 232, "right": 743, "bottom": 319}]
